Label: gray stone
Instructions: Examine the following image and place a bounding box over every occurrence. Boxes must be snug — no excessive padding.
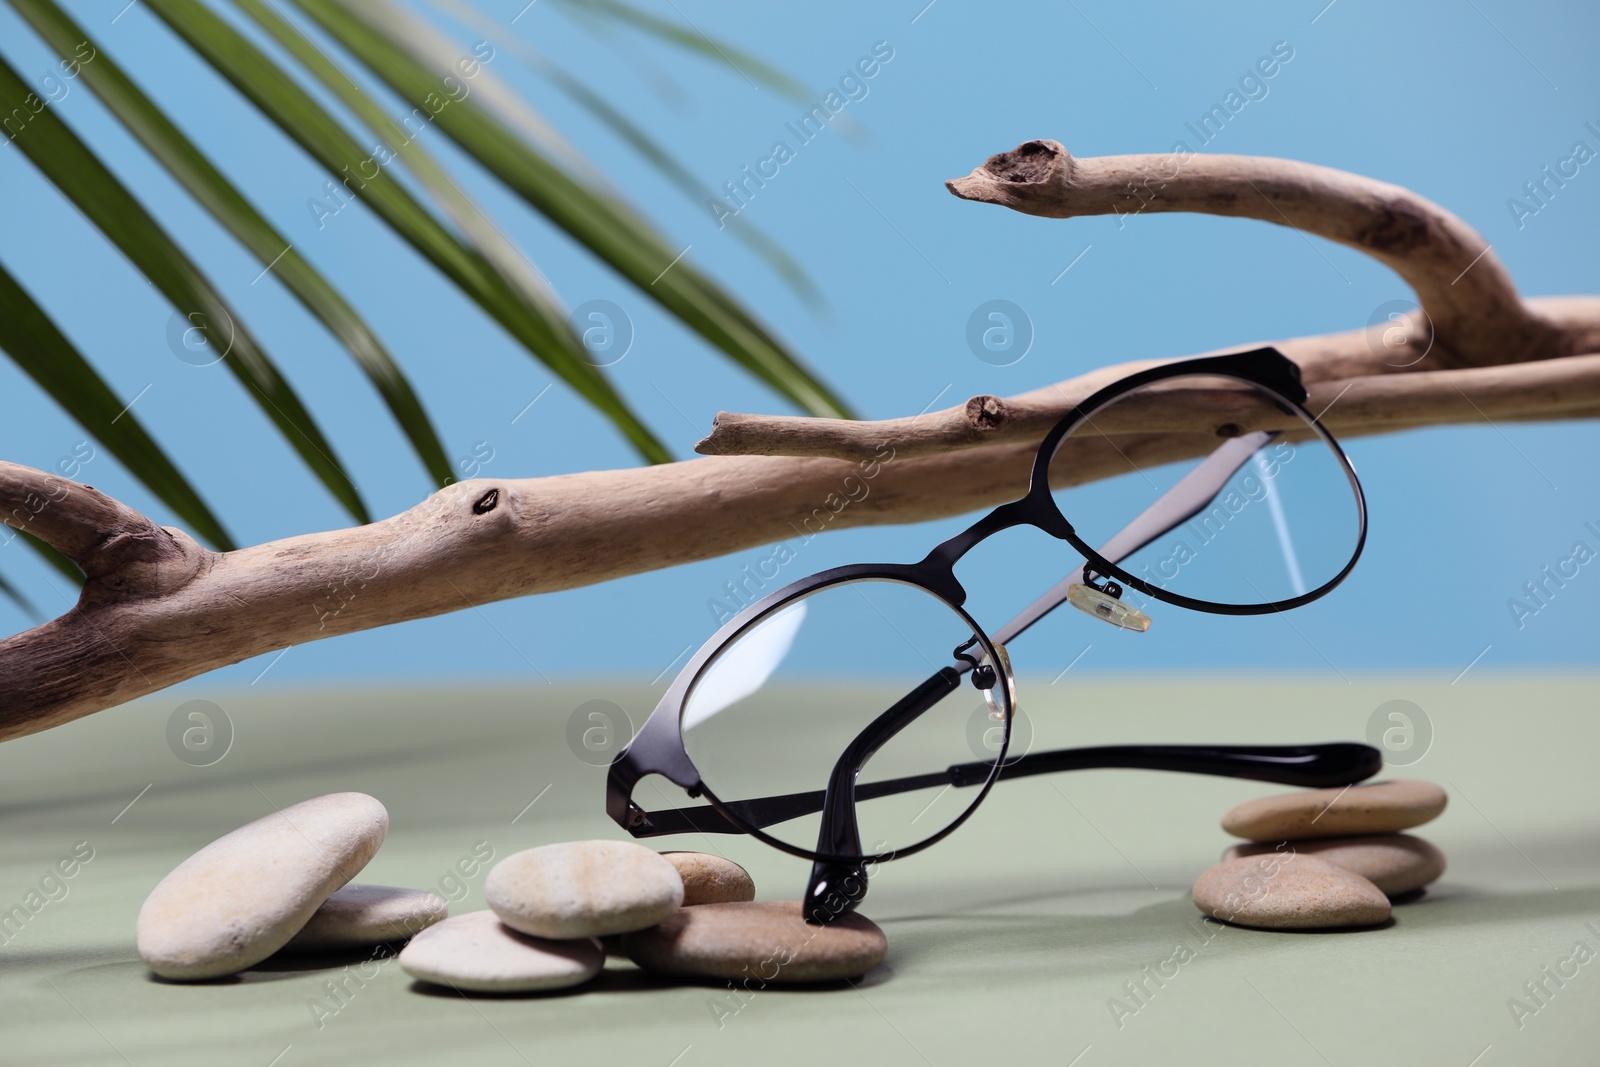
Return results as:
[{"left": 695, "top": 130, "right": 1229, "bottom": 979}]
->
[
  {"left": 1193, "top": 853, "right": 1391, "bottom": 929},
  {"left": 661, "top": 852, "right": 756, "bottom": 906},
  {"left": 624, "top": 900, "right": 888, "bottom": 983},
  {"left": 1224, "top": 834, "right": 1446, "bottom": 896}
]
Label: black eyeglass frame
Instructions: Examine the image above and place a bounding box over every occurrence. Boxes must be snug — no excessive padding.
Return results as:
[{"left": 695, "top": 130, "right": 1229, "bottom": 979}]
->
[{"left": 606, "top": 348, "right": 1375, "bottom": 904}]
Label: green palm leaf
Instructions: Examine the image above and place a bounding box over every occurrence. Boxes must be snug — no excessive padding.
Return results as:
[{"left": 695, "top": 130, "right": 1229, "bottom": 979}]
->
[
  {"left": 1, "top": 0, "right": 862, "bottom": 602},
  {"left": 0, "top": 54, "right": 371, "bottom": 525},
  {"left": 0, "top": 258, "right": 235, "bottom": 550},
  {"left": 146, "top": 0, "right": 671, "bottom": 463},
  {"left": 553, "top": 0, "right": 813, "bottom": 104},
  {"left": 526, "top": 64, "right": 826, "bottom": 311},
  {"left": 9, "top": 0, "right": 455, "bottom": 489},
  {"left": 427, "top": 0, "right": 824, "bottom": 311},
  {"left": 294, "top": 0, "right": 854, "bottom": 419}
]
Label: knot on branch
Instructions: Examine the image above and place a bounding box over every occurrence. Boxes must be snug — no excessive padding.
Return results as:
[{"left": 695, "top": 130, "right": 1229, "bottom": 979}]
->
[
  {"left": 85, "top": 524, "right": 208, "bottom": 601},
  {"left": 1, "top": 462, "right": 210, "bottom": 604},
  {"left": 947, "top": 139, "right": 1071, "bottom": 202},
  {"left": 983, "top": 139, "right": 1066, "bottom": 185},
  {"left": 963, "top": 394, "right": 1009, "bottom": 433},
  {"left": 1353, "top": 198, "right": 1433, "bottom": 256}
]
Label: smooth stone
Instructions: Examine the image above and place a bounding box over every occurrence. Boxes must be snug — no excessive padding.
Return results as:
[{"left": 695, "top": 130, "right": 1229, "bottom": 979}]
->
[
  {"left": 661, "top": 852, "right": 756, "bottom": 906},
  {"left": 137, "top": 792, "right": 388, "bottom": 980},
  {"left": 1224, "top": 834, "right": 1446, "bottom": 896},
  {"left": 282, "top": 884, "right": 449, "bottom": 953},
  {"left": 1221, "top": 780, "right": 1448, "bottom": 841},
  {"left": 1193, "top": 854, "right": 1391, "bottom": 929},
  {"left": 623, "top": 900, "right": 887, "bottom": 983},
  {"left": 398, "top": 910, "right": 602, "bottom": 993},
  {"left": 486, "top": 840, "right": 683, "bottom": 939}
]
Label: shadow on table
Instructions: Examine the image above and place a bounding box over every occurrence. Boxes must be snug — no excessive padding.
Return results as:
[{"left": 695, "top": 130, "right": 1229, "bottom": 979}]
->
[
  {"left": 28, "top": 943, "right": 893, "bottom": 996},
  {"left": 403, "top": 962, "right": 892, "bottom": 1001},
  {"left": 26, "top": 882, "right": 1599, "bottom": 996},
  {"left": 0, "top": 735, "right": 506, "bottom": 820},
  {"left": 869, "top": 881, "right": 1600, "bottom": 977}
]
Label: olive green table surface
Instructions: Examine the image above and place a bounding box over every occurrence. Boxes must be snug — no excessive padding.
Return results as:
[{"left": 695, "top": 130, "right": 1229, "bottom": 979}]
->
[{"left": 2, "top": 677, "right": 1596, "bottom": 1066}]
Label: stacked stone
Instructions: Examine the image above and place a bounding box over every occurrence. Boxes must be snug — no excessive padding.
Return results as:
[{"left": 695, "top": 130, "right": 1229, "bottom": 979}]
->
[
  {"left": 136, "top": 793, "right": 449, "bottom": 980},
  {"left": 405, "top": 840, "right": 884, "bottom": 992},
  {"left": 133, "top": 793, "right": 887, "bottom": 992},
  {"left": 1192, "top": 780, "right": 1448, "bottom": 930}
]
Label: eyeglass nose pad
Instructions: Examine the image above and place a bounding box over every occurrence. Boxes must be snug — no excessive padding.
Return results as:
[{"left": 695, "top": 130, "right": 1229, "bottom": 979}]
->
[
  {"left": 1066, "top": 581, "right": 1152, "bottom": 632},
  {"left": 804, "top": 858, "right": 870, "bottom": 925}
]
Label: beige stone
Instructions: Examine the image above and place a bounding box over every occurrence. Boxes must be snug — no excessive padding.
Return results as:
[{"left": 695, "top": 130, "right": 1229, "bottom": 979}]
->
[
  {"left": 398, "top": 910, "right": 601, "bottom": 993},
  {"left": 486, "top": 840, "right": 683, "bottom": 939},
  {"left": 1224, "top": 834, "right": 1446, "bottom": 896},
  {"left": 661, "top": 852, "right": 756, "bottom": 906},
  {"left": 282, "top": 884, "right": 448, "bottom": 953},
  {"left": 1193, "top": 853, "right": 1391, "bottom": 929},
  {"left": 136, "top": 792, "right": 388, "bottom": 980},
  {"left": 623, "top": 900, "right": 887, "bottom": 983},
  {"left": 1221, "top": 780, "right": 1447, "bottom": 841}
]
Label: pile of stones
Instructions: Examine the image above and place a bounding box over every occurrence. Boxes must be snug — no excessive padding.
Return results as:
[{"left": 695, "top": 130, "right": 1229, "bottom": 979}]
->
[
  {"left": 1192, "top": 779, "right": 1449, "bottom": 930},
  {"left": 135, "top": 781, "right": 1443, "bottom": 984},
  {"left": 134, "top": 792, "right": 887, "bottom": 992}
]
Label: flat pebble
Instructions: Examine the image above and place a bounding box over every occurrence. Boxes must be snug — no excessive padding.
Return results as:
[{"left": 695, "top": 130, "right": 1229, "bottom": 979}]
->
[
  {"left": 137, "top": 792, "right": 388, "bottom": 980},
  {"left": 1224, "top": 834, "right": 1446, "bottom": 896},
  {"left": 661, "top": 852, "right": 756, "bottom": 906},
  {"left": 623, "top": 900, "right": 887, "bottom": 983},
  {"left": 1221, "top": 780, "right": 1447, "bottom": 841},
  {"left": 486, "top": 840, "right": 683, "bottom": 939},
  {"left": 1193, "top": 853, "right": 1391, "bottom": 929},
  {"left": 398, "top": 910, "right": 601, "bottom": 993},
  {"left": 282, "top": 884, "right": 449, "bottom": 953}
]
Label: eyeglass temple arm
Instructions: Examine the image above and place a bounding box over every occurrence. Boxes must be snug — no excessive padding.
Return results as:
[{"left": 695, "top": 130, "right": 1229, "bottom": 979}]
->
[
  {"left": 618, "top": 741, "right": 1381, "bottom": 839},
  {"left": 968, "top": 741, "right": 1380, "bottom": 788},
  {"left": 992, "top": 430, "right": 1276, "bottom": 646}
]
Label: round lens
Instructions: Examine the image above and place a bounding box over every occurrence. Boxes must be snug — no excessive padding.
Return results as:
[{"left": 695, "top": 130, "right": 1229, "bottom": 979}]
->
[
  {"left": 1049, "top": 373, "right": 1363, "bottom": 608},
  {"left": 680, "top": 578, "right": 1010, "bottom": 859}
]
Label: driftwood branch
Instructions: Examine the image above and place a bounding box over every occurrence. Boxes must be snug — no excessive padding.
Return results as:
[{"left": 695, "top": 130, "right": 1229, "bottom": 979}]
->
[
  {"left": 4, "top": 143, "right": 1597, "bottom": 741},
  {"left": 698, "top": 329, "right": 1600, "bottom": 461},
  {"left": 944, "top": 140, "right": 1600, "bottom": 367}
]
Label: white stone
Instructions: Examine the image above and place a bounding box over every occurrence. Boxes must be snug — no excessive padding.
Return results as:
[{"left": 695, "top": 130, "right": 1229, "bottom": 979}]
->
[
  {"left": 282, "top": 884, "right": 448, "bottom": 953},
  {"left": 398, "top": 910, "right": 602, "bottom": 993},
  {"left": 136, "top": 792, "right": 388, "bottom": 979},
  {"left": 486, "top": 840, "right": 683, "bottom": 939}
]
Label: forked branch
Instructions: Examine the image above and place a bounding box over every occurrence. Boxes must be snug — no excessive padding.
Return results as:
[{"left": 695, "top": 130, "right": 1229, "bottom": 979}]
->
[{"left": 3, "top": 145, "right": 1596, "bottom": 742}]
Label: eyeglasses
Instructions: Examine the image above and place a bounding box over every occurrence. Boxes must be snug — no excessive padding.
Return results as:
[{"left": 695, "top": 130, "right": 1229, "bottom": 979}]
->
[{"left": 607, "top": 347, "right": 1379, "bottom": 924}]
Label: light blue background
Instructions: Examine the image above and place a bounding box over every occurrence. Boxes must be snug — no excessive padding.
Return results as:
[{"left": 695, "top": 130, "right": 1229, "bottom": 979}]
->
[{"left": 1, "top": 0, "right": 1595, "bottom": 699}]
